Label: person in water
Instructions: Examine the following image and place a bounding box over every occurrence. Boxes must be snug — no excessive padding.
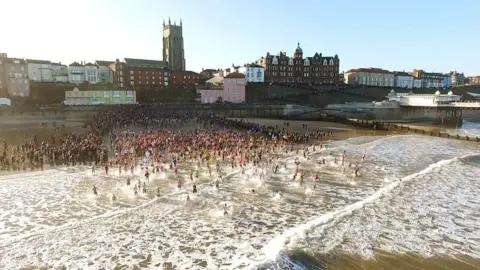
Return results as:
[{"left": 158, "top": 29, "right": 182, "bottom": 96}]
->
[
  {"left": 126, "top": 178, "right": 131, "bottom": 186},
  {"left": 112, "top": 193, "right": 117, "bottom": 201},
  {"left": 215, "top": 180, "right": 219, "bottom": 189},
  {"left": 93, "top": 186, "right": 98, "bottom": 196},
  {"left": 223, "top": 203, "right": 228, "bottom": 215},
  {"left": 156, "top": 187, "right": 161, "bottom": 198},
  {"left": 193, "top": 183, "right": 197, "bottom": 193}
]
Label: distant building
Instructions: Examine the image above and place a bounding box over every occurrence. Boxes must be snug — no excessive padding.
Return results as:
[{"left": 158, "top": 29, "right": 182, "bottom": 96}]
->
[
  {"left": 124, "top": 58, "right": 169, "bottom": 90},
  {"left": 412, "top": 69, "right": 444, "bottom": 88},
  {"left": 51, "top": 63, "right": 69, "bottom": 82},
  {"left": 344, "top": 68, "right": 395, "bottom": 87},
  {"left": 3, "top": 58, "right": 30, "bottom": 97},
  {"left": 197, "top": 88, "right": 223, "bottom": 103},
  {"left": 238, "top": 64, "right": 264, "bottom": 83},
  {"left": 68, "top": 62, "right": 85, "bottom": 84},
  {"left": 26, "top": 59, "right": 53, "bottom": 82},
  {"left": 261, "top": 43, "right": 340, "bottom": 84},
  {"left": 169, "top": 71, "right": 201, "bottom": 88},
  {"left": 110, "top": 59, "right": 128, "bottom": 89},
  {"left": 95, "top": 60, "right": 114, "bottom": 84},
  {"left": 223, "top": 72, "right": 246, "bottom": 103},
  {"left": 450, "top": 71, "right": 465, "bottom": 87},
  {"left": 443, "top": 75, "right": 452, "bottom": 89},
  {"left": 84, "top": 62, "right": 99, "bottom": 84},
  {"left": 394, "top": 71, "right": 414, "bottom": 89},
  {"left": 163, "top": 18, "right": 186, "bottom": 71},
  {"left": 64, "top": 87, "right": 136, "bottom": 105},
  {"left": 200, "top": 68, "right": 217, "bottom": 80},
  {"left": 413, "top": 78, "right": 422, "bottom": 89},
  {"left": 0, "top": 54, "right": 6, "bottom": 96},
  {"left": 466, "top": 76, "right": 480, "bottom": 85}
]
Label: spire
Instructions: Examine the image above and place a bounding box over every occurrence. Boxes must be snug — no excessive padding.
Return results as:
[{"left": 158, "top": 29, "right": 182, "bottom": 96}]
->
[
  {"left": 180, "top": 18, "right": 182, "bottom": 27},
  {"left": 163, "top": 19, "right": 165, "bottom": 27},
  {"left": 174, "top": 20, "right": 176, "bottom": 26},
  {"left": 168, "top": 17, "right": 171, "bottom": 25}
]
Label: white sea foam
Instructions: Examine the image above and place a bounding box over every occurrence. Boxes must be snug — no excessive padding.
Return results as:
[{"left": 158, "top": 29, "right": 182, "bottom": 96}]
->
[{"left": 0, "top": 135, "right": 478, "bottom": 269}]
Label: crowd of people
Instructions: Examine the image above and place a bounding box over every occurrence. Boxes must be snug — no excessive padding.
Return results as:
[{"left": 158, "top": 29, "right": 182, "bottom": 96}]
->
[{"left": 0, "top": 106, "right": 334, "bottom": 174}]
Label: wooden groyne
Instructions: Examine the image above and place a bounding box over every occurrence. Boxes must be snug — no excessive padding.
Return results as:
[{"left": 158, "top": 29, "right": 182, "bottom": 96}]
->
[{"left": 347, "top": 118, "right": 480, "bottom": 143}]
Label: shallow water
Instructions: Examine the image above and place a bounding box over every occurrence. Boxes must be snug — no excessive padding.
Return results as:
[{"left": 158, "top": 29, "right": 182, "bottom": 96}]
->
[{"left": 0, "top": 134, "right": 479, "bottom": 269}]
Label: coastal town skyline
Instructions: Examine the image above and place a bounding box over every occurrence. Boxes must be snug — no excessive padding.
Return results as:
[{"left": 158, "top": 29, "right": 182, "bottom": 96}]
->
[{"left": 1, "top": 0, "right": 479, "bottom": 75}]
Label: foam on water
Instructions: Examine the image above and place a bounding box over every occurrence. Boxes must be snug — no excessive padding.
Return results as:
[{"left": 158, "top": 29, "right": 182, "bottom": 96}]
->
[{"left": 0, "top": 135, "right": 479, "bottom": 269}]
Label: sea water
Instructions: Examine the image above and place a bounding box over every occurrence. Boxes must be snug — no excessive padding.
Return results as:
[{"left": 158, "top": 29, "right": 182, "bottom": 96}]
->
[{"left": 0, "top": 134, "right": 479, "bottom": 269}]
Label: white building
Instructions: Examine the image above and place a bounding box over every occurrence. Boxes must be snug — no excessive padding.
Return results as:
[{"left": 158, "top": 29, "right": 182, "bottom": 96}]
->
[
  {"left": 238, "top": 63, "right": 264, "bottom": 83},
  {"left": 344, "top": 68, "right": 395, "bottom": 87},
  {"left": 26, "top": 59, "right": 53, "bottom": 82},
  {"left": 51, "top": 62, "right": 69, "bottom": 82},
  {"left": 84, "top": 62, "right": 99, "bottom": 84},
  {"left": 388, "top": 90, "right": 461, "bottom": 106},
  {"left": 413, "top": 78, "right": 422, "bottom": 88},
  {"left": 95, "top": 61, "right": 114, "bottom": 84},
  {"left": 68, "top": 62, "right": 85, "bottom": 83},
  {"left": 394, "top": 72, "right": 414, "bottom": 89}
]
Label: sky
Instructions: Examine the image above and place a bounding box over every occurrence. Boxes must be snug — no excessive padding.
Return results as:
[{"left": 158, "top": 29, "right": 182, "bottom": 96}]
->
[{"left": 1, "top": 0, "right": 479, "bottom": 75}]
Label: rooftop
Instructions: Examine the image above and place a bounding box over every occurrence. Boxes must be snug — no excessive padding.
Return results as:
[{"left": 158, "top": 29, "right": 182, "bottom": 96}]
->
[
  {"left": 26, "top": 59, "right": 51, "bottom": 65},
  {"left": 69, "top": 62, "right": 83, "bottom": 67},
  {"left": 95, "top": 60, "right": 114, "bottom": 67},
  {"left": 124, "top": 58, "right": 168, "bottom": 69},
  {"left": 224, "top": 72, "right": 245, "bottom": 79},
  {"left": 347, "top": 68, "right": 392, "bottom": 74}
]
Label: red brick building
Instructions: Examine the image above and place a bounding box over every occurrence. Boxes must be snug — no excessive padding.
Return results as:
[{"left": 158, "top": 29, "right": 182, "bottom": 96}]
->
[
  {"left": 110, "top": 58, "right": 169, "bottom": 90},
  {"left": 169, "top": 71, "right": 202, "bottom": 88},
  {"left": 260, "top": 43, "right": 340, "bottom": 85},
  {"left": 110, "top": 59, "right": 129, "bottom": 89}
]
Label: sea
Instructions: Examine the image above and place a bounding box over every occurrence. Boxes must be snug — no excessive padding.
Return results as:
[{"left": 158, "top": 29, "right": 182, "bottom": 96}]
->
[{"left": 1, "top": 126, "right": 480, "bottom": 269}]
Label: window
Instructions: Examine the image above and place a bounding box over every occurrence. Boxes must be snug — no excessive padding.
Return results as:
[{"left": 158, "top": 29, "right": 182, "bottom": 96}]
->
[
  {"left": 130, "top": 71, "right": 133, "bottom": 75},
  {"left": 164, "top": 82, "right": 168, "bottom": 86}
]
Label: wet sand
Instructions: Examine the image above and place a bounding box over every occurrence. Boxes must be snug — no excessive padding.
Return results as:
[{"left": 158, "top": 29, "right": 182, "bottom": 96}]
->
[
  {"left": 229, "top": 117, "right": 399, "bottom": 140},
  {"left": 287, "top": 250, "right": 480, "bottom": 270}
]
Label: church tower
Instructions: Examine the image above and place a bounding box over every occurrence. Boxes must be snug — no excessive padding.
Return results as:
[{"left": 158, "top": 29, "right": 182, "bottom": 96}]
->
[{"left": 163, "top": 18, "right": 186, "bottom": 71}]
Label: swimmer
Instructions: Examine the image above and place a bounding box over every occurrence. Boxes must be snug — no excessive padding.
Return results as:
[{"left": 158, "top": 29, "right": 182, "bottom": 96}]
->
[
  {"left": 250, "top": 189, "right": 255, "bottom": 194},
  {"left": 186, "top": 194, "right": 190, "bottom": 201},
  {"left": 156, "top": 187, "right": 161, "bottom": 198},
  {"left": 134, "top": 186, "right": 138, "bottom": 196},
  {"left": 93, "top": 185, "right": 98, "bottom": 196},
  {"left": 126, "top": 178, "right": 131, "bottom": 186},
  {"left": 354, "top": 168, "right": 359, "bottom": 176},
  {"left": 215, "top": 180, "right": 219, "bottom": 189},
  {"left": 223, "top": 203, "right": 228, "bottom": 215},
  {"left": 112, "top": 193, "right": 117, "bottom": 201}
]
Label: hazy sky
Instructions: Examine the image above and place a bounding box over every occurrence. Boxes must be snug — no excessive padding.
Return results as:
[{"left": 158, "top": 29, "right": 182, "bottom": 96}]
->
[{"left": 1, "top": 0, "right": 478, "bottom": 75}]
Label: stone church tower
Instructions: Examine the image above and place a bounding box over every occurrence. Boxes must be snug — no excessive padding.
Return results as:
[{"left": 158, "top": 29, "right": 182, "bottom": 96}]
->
[{"left": 163, "top": 18, "right": 186, "bottom": 71}]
